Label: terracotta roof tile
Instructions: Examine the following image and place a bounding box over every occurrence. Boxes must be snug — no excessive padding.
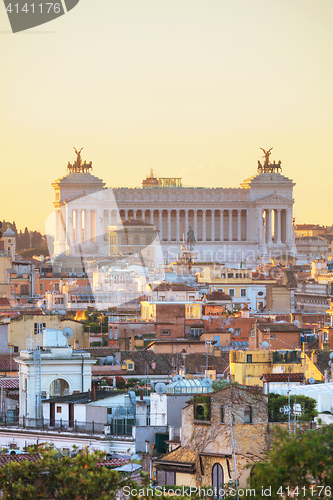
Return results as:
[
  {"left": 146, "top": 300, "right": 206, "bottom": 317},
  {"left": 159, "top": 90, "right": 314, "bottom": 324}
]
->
[
  {"left": 261, "top": 373, "right": 304, "bottom": 382},
  {"left": 0, "top": 378, "right": 19, "bottom": 389}
]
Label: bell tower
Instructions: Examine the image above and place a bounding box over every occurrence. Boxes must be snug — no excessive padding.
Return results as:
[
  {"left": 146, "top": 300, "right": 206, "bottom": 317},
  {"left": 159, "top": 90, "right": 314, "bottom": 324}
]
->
[{"left": 3, "top": 227, "right": 16, "bottom": 259}]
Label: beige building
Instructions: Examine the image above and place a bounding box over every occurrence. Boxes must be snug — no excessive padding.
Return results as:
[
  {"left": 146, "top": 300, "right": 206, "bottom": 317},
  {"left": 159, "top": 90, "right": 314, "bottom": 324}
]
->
[
  {"left": 60, "top": 318, "right": 89, "bottom": 349},
  {"left": 155, "top": 386, "right": 269, "bottom": 489},
  {"left": 8, "top": 314, "right": 62, "bottom": 353},
  {"left": 197, "top": 267, "right": 276, "bottom": 311}
]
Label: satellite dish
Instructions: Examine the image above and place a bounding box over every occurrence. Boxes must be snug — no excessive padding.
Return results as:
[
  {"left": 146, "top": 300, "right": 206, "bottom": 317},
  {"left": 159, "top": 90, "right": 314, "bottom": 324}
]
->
[
  {"left": 155, "top": 383, "right": 166, "bottom": 395},
  {"left": 330, "top": 352, "right": 333, "bottom": 360},
  {"left": 62, "top": 327, "right": 74, "bottom": 339},
  {"left": 294, "top": 320, "right": 299, "bottom": 326},
  {"left": 261, "top": 341, "right": 269, "bottom": 350},
  {"left": 202, "top": 377, "right": 213, "bottom": 387},
  {"left": 172, "top": 374, "right": 183, "bottom": 382},
  {"left": 228, "top": 328, "right": 234, "bottom": 333},
  {"left": 309, "top": 377, "right": 315, "bottom": 384}
]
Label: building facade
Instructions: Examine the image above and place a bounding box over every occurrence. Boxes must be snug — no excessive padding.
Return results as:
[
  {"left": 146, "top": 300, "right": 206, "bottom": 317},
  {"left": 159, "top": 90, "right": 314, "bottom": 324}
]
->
[{"left": 51, "top": 151, "right": 296, "bottom": 265}]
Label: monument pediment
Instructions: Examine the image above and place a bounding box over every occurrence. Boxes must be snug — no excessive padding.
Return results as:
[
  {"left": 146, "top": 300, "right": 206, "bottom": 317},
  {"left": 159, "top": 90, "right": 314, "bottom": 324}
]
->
[{"left": 256, "top": 193, "right": 292, "bottom": 205}]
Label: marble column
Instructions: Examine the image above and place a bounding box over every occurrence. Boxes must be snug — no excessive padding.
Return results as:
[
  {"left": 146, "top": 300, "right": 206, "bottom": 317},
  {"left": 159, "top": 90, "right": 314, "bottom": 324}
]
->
[
  {"left": 211, "top": 210, "right": 215, "bottom": 242},
  {"left": 229, "top": 210, "right": 233, "bottom": 241},
  {"left": 256, "top": 208, "right": 264, "bottom": 244},
  {"left": 185, "top": 210, "right": 189, "bottom": 238},
  {"left": 246, "top": 209, "right": 250, "bottom": 242},
  {"left": 194, "top": 210, "right": 197, "bottom": 241},
  {"left": 237, "top": 210, "right": 241, "bottom": 241},
  {"left": 168, "top": 210, "right": 172, "bottom": 241},
  {"left": 85, "top": 209, "right": 90, "bottom": 242},
  {"left": 220, "top": 210, "right": 224, "bottom": 241},
  {"left": 159, "top": 210, "right": 163, "bottom": 239},
  {"left": 286, "top": 207, "right": 293, "bottom": 243},
  {"left": 267, "top": 209, "right": 272, "bottom": 245},
  {"left": 124, "top": 210, "right": 128, "bottom": 221},
  {"left": 277, "top": 209, "right": 281, "bottom": 244},
  {"left": 150, "top": 210, "right": 154, "bottom": 225},
  {"left": 77, "top": 209, "right": 82, "bottom": 244},
  {"left": 202, "top": 210, "right": 206, "bottom": 242},
  {"left": 176, "top": 210, "right": 180, "bottom": 241}
]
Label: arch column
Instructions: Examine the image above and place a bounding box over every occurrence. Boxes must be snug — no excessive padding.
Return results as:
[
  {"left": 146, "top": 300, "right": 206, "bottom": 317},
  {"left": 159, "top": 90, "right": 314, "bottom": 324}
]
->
[
  {"left": 229, "top": 210, "right": 233, "bottom": 241},
  {"left": 237, "top": 210, "right": 241, "bottom": 241},
  {"left": 202, "top": 210, "right": 206, "bottom": 242},
  {"left": 211, "top": 210, "right": 215, "bottom": 241}
]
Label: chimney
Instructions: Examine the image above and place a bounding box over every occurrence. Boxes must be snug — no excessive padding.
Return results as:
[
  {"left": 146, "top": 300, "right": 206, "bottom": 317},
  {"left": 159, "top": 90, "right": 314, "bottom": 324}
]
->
[
  {"left": 130, "top": 331, "right": 135, "bottom": 351},
  {"left": 93, "top": 385, "right": 96, "bottom": 401},
  {"left": 140, "top": 388, "right": 143, "bottom": 400},
  {"left": 88, "top": 389, "right": 91, "bottom": 401}
]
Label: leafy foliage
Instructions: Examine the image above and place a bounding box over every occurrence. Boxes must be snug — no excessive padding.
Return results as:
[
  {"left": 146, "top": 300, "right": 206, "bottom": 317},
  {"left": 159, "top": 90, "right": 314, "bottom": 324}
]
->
[
  {"left": 249, "top": 425, "right": 333, "bottom": 498},
  {"left": 268, "top": 393, "right": 318, "bottom": 422},
  {"left": 0, "top": 445, "right": 131, "bottom": 500}
]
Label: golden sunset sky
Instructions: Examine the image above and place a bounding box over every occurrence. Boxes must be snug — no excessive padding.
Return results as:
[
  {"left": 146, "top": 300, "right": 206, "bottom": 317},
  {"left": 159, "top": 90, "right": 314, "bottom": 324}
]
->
[{"left": 1, "top": 0, "right": 332, "bottom": 233}]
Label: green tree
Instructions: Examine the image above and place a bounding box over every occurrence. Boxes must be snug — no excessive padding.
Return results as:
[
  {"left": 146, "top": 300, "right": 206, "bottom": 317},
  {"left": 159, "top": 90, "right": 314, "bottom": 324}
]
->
[
  {"left": 249, "top": 425, "right": 333, "bottom": 498},
  {"left": 268, "top": 393, "right": 318, "bottom": 422},
  {"left": 0, "top": 445, "right": 132, "bottom": 500}
]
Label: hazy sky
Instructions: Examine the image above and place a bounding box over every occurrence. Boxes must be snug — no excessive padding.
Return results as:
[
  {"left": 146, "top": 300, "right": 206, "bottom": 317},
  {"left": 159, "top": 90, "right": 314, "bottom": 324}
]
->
[{"left": 1, "top": 0, "right": 332, "bottom": 233}]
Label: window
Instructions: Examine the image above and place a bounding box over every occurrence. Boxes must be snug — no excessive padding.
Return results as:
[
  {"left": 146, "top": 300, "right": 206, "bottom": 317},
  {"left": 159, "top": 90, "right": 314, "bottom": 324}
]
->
[
  {"left": 133, "top": 235, "right": 140, "bottom": 246},
  {"left": 247, "top": 354, "right": 252, "bottom": 363},
  {"left": 228, "top": 289, "right": 235, "bottom": 297},
  {"left": 56, "top": 406, "right": 62, "bottom": 414},
  {"left": 241, "top": 289, "right": 246, "bottom": 297},
  {"left": 195, "top": 404, "right": 205, "bottom": 420},
  {"left": 40, "top": 283, "right": 44, "bottom": 292},
  {"left": 127, "top": 362, "right": 134, "bottom": 371},
  {"left": 191, "top": 327, "right": 203, "bottom": 337},
  {"left": 54, "top": 283, "right": 60, "bottom": 291},
  {"left": 234, "top": 329, "right": 241, "bottom": 336},
  {"left": 114, "top": 327, "right": 117, "bottom": 339},
  {"left": 161, "top": 330, "right": 170, "bottom": 336},
  {"left": 244, "top": 406, "right": 252, "bottom": 424},
  {"left": 228, "top": 273, "right": 234, "bottom": 278},
  {"left": 214, "top": 335, "right": 220, "bottom": 346},
  {"left": 156, "top": 470, "right": 175, "bottom": 486},
  {"left": 258, "top": 291, "right": 264, "bottom": 296},
  {"left": 220, "top": 406, "right": 224, "bottom": 423},
  {"left": 34, "top": 323, "right": 46, "bottom": 335},
  {"left": 145, "top": 236, "right": 152, "bottom": 245}
]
